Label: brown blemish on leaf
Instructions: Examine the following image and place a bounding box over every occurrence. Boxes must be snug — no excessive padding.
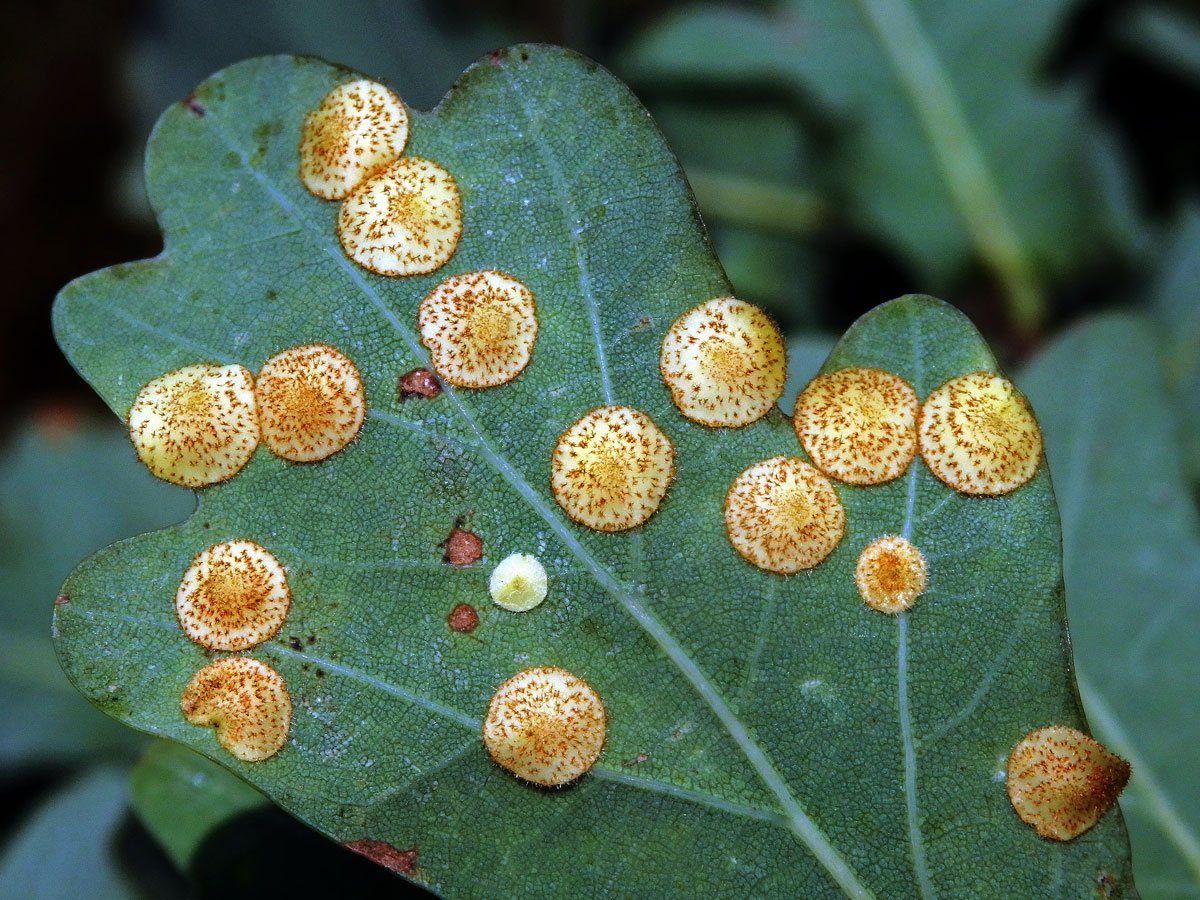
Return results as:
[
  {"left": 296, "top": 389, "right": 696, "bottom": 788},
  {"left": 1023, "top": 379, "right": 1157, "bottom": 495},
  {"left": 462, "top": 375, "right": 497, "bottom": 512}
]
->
[
  {"left": 337, "top": 156, "right": 462, "bottom": 276},
  {"left": 298, "top": 79, "right": 408, "bottom": 200},
  {"left": 551, "top": 405, "right": 675, "bottom": 532},
  {"left": 256, "top": 343, "right": 365, "bottom": 463},
  {"left": 660, "top": 297, "right": 786, "bottom": 427},
  {"left": 54, "top": 593, "right": 69, "bottom": 606},
  {"left": 442, "top": 527, "right": 482, "bottom": 566},
  {"left": 919, "top": 371, "right": 1042, "bottom": 495},
  {"left": 288, "top": 636, "right": 303, "bottom": 651},
  {"left": 723, "top": 456, "right": 844, "bottom": 574},
  {"left": 1007, "top": 725, "right": 1131, "bottom": 841},
  {"left": 345, "top": 839, "right": 417, "bottom": 876},
  {"left": 855, "top": 535, "right": 927, "bottom": 614},
  {"left": 180, "top": 657, "right": 292, "bottom": 762},
  {"left": 622, "top": 752, "right": 650, "bottom": 767},
  {"left": 127, "top": 363, "right": 260, "bottom": 487},
  {"left": 183, "top": 95, "right": 206, "bottom": 117},
  {"left": 418, "top": 270, "right": 538, "bottom": 388},
  {"left": 794, "top": 366, "right": 918, "bottom": 484},
  {"left": 483, "top": 666, "right": 606, "bottom": 786},
  {"left": 398, "top": 368, "right": 440, "bottom": 400},
  {"left": 447, "top": 603, "right": 479, "bottom": 633},
  {"left": 176, "top": 540, "right": 290, "bottom": 651}
]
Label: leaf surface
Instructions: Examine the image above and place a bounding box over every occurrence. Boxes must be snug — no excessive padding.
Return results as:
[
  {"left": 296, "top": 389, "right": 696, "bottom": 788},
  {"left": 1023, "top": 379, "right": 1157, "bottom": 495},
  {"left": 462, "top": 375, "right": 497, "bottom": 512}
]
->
[{"left": 53, "top": 49, "right": 1137, "bottom": 898}]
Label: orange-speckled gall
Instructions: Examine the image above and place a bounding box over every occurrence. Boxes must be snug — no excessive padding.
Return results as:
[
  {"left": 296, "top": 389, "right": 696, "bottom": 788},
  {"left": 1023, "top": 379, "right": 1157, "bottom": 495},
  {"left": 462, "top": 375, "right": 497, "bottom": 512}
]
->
[
  {"left": 793, "top": 366, "right": 918, "bottom": 485},
  {"left": 255, "top": 343, "right": 365, "bottom": 462},
  {"left": 419, "top": 270, "right": 537, "bottom": 388},
  {"left": 855, "top": 535, "right": 927, "bottom": 614},
  {"left": 660, "top": 297, "right": 786, "bottom": 427},
  {"left": 1007, "top": 725, "right": 1130, "bottom": 840},
  {"left": 298, "top": 79, "right": 409, "bottom": 200},
  {"left": 483, "top": 666, "right": 606, "bottom": 786},
  {"left": 551, "top": 405, "right": 675, "bottom": 532},
  {"left": 175, "top": 540, "right": 290, "bottom": 651},
  {"left": 180, "top": 657, "right": 292, "bottom": 762}
]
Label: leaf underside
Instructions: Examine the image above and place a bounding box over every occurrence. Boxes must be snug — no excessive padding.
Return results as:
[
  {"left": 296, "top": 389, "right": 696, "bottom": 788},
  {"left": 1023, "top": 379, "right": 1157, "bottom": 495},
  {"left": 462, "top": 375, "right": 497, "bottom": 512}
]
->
[{"left": 53, "top": 48, "right": 1137, "bottom": 898}]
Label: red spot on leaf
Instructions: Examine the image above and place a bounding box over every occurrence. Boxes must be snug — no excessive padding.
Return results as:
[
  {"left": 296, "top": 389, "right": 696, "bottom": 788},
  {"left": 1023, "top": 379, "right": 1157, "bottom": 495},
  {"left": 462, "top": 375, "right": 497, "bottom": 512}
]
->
[
  {"left": 398, "top": 368, "right": 440, "bottom": 400},
  {"left": 345, "top": 839, "right": 417, "bottom": 876},
  {"left": 54, "top": 593, "right": 70, "bottom": 606},
  {"left": 183, "top": 95, "right": 206, "bottom": 117},
  {"left": 447, "top": 603, "right": 479, "bottom": 633},
  {"left": 442, "top": 528, "right": 482, "bottom": 566}
]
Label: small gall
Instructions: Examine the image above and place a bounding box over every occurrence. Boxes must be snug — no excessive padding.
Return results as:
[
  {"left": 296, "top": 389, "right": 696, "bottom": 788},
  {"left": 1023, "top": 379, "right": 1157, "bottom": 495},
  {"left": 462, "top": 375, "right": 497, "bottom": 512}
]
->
[
  {"left": 255, "top": 343, "right": 365, "bottom": 463},
  {"left": 919, "top": 371, "right": 1042, "bottom": 495},
  {"left": 855, "top": 535, "right": 927, "bottom": 614},
  {"left": 175, "top": 540, "right": 291, "bottom": 651},
  {"left": 482, "top": 666, "right": 606, "bottom": 786},
  {"left": 447, "top": 603, "right": 479, "bottom": 633},
  {"left": 442, "top": 527, "right": 482, "bottom": 567},
  {"left": 659, "top": 297, "right": 786, "bottom": 427},
  {"left": 418, "top": 270, "right": 538, "bottom": 388},
  {"left": 723, "top": 456, "right": 845, "bottom": 574},
  {"left": 793, "top": 367, "right": 919, "bottom": 485},
  {"left": 298, "top": 79, "right": 409, "bottom": 200},
  {"left": 489, "top": 553, "right": 548, "bottom": 612},
  {"left": 337, "top": 156, "right": 462, "bottom": 276},
  {"left": 180, "top": 657, "right": 292, "bottom": 762},
  {"left": 551, "top": 405, "right": 675, "bottom": 532},
  {"left": 127, "top": 363, "right": 259, "bottom": 487},
  {"left": 398, "top": 367, "right": 440, "bottom": 400},
  {"left": 1007, "top": 725, "right": 1131, "bottom": 841}
]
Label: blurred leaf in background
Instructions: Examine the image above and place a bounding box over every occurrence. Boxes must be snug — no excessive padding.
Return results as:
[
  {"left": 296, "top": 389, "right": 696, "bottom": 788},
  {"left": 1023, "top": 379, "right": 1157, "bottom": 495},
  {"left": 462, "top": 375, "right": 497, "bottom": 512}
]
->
[
  {"left": 1022, "top": 315, "right": 1200, "bottom": 900},
  {"left": 622, "top": 0, "right": 1139, "bottom": 334}
]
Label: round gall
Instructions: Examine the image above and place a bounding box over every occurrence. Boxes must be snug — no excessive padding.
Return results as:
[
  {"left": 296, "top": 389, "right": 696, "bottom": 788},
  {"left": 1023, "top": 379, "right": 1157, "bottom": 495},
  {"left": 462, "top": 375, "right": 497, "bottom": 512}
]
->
[
  {"left": 298, "top": 79, "right": 409, "bottom": 200},
  {"left": 419, "top": 270, "right": 538, "bottom": 388},
  {"left": 175, "top": 540, "right": 291, "bottom": 651},
  {"left": 551, "top": 405, "right": 675, "bottom": 532},
  {"left": 660, "top": 297, "right": 786, "bottom": 427},
  {"left": 483, "top": 666, "right": 606, "bottom": 786},
  {"left": 855, "top": 535, "right": 927, "bottom": 614},
  {"left": 489, "top": 553, "right": 548, "bottom": 612},
  {"left": 919, "top": 371, "right": 1042, "bottom": 495},
  {"left": 127, "top": 363, "right": 259, "bottom": 487},
  {"left": 180, "top": 657, "right": 292, "bottom": 762},
  {"left": 724, "top": 456, "right": 844, "bottom": 574},
  {"left": 793, "top": 366, "right": 918, "bottom": 485},
  {"left": 256, "top": 343, "right": 365, "bottom": 463},
  {"left": 337, "top": 156, "right": 462, "bottom": 276},
  {"left": 1007, "top": 725, "right": 1130, "bottom": 841}
]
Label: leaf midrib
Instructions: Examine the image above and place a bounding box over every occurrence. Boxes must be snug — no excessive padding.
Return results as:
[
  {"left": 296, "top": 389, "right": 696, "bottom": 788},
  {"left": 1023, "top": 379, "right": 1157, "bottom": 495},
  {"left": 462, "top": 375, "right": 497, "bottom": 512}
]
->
[{"left": 173, "top": 63, "right": 880, "bottom": 898}]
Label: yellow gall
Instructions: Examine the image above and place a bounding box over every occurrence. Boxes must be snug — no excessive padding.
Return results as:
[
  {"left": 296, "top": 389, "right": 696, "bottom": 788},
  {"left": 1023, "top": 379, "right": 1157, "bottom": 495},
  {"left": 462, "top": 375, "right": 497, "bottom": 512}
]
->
[
  {"left": 854, "top": 535, "right": 927, "bottom": 614},
  {"left": 298, "top": 79, "right": 409, "bottom": 200},
  {"left": 256, "top": 343, "right": 365, "bottom": 463},
  {"left": 180, "top": 657, "right": 292, "bottom": 762},
  {"left": 919, "top": 371, "right": 1042, "bottom": 495},
  {"left": 337, "top": 156, "right": 462, "bottom": 276},
  {"left": 418, "top": 270, "right": 538, "bottom": 388},
  {"left": 551, "top": 405, "right": 675, "bottom": 532},
  {"left": 175, "top": 540, "right": 291, "bottom": 651},
  {"left": 482, "top": 666, "right": 606, "bottom": 786},
  {"left": 659, "top": 297, "right": 786, "bottom": 427},
  {"left": 489, "top": 553, "right": 548, "bottom": 612},
  {"left": 1007, "top": 725, "right": 1131, "bottom": 841},
  {"left": 724, "top": 456, "right": 844, "bottom": 574},
  {"left": 127, "top": 363, "right": 259, "bottom": 487},
  {"left": 793, "top": 366, "right": 918, "bottom": 485}
]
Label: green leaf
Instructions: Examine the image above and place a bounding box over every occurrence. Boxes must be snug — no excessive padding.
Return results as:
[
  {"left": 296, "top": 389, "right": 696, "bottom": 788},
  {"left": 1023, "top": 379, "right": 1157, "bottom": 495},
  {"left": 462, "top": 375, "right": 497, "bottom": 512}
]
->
[
  {"left": 622, "top": 0, "right": 1134, "bottom": 330},
  {"left": 1146, "top": 205, "right": 1200, "bottom": 485},
  {"left": 0, "top": 766, "right": 138, "bottom": 900},
  {"left": 1021, "top": 314, "right": 1200, "bottom": 900},
  {"left": 53, "top": 50, "right": 1137, "bottom": 897},
  {"left": 130, "top": 741, "right": 267, "bottom": 872},
  {"left": 0, "top": 418, "right": 192, "bottom": 766}
]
